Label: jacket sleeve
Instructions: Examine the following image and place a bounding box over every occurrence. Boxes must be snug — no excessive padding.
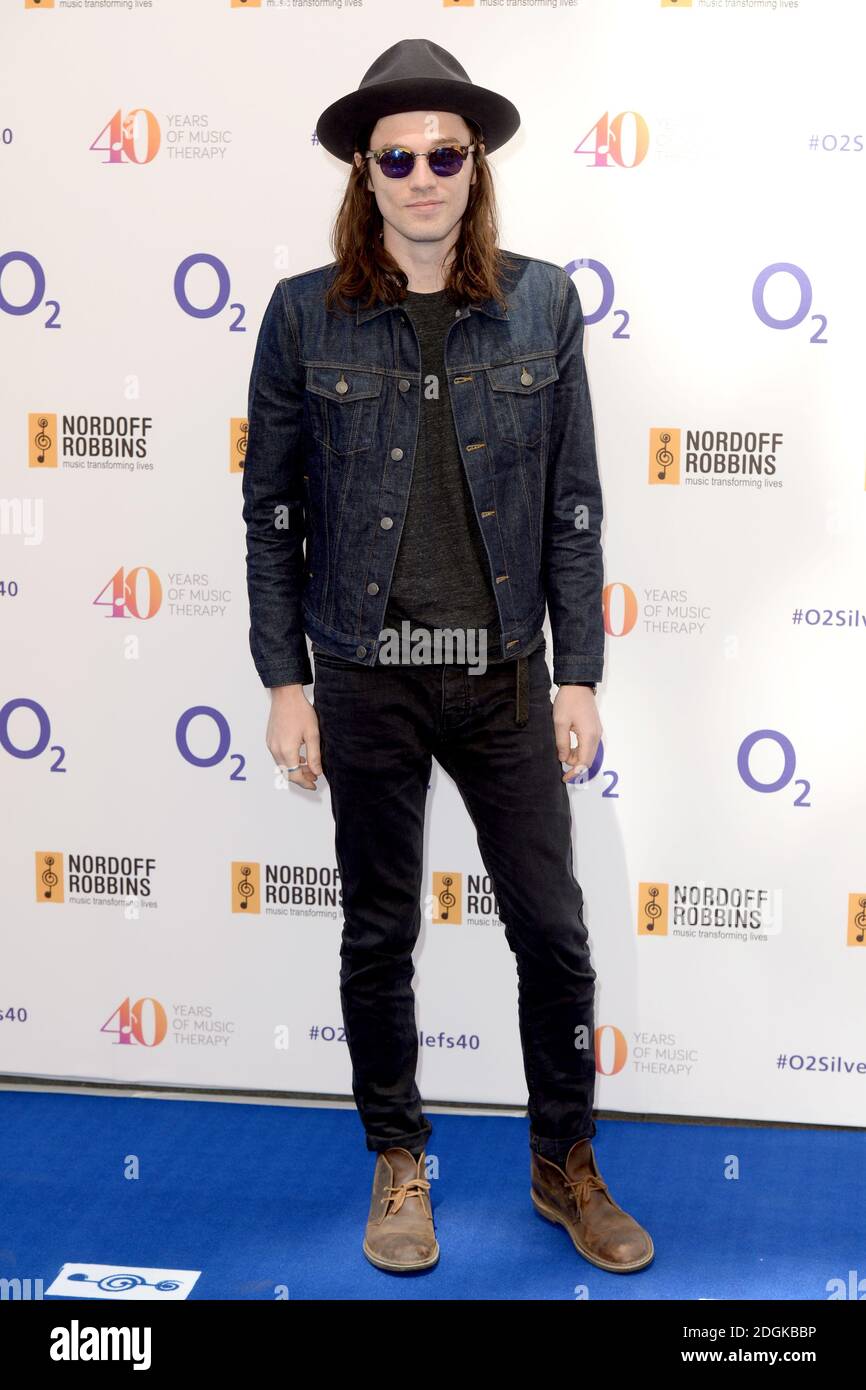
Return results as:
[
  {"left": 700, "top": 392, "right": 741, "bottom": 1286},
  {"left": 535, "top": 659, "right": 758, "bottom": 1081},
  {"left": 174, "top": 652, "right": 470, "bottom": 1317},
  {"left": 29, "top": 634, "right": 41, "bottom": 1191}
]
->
[
  {"left": 541, "top": 269, "right": 605, "bottom": 686},
  {"left": 241, "top": 279, "right": 313, "bottom": 688}
]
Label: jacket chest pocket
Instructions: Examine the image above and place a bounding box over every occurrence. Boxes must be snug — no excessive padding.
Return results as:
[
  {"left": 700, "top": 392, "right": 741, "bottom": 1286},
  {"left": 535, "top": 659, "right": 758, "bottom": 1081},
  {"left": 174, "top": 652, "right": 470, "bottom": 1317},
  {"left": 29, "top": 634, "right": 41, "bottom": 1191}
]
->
[
  {"left": 484, "top": 357, "right": 559, "bottom": 449},
  {"left": 305, "top": 365, "right": 384, "bottom": 457}
]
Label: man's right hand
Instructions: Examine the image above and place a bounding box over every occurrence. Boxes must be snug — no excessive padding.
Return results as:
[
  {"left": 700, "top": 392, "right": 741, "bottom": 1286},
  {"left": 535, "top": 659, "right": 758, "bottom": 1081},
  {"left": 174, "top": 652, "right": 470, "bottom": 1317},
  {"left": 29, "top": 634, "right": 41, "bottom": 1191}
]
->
[{"left": 266, "top": 685, "right": 322, "bottom": 791}]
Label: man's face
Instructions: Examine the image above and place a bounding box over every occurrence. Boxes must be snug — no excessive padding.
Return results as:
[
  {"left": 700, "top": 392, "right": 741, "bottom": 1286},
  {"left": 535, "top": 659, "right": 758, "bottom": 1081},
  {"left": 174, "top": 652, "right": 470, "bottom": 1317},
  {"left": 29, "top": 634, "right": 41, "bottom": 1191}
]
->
[{"left": 353, "top": 110, "right": 482, "bottom": 246}]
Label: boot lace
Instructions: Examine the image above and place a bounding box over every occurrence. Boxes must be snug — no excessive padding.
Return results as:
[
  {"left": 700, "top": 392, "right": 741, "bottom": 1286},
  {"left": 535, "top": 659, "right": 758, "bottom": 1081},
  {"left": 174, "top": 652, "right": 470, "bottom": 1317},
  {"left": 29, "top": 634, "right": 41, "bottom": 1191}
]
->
[
  {"left": 565, "top": 1173, "right": 608, "bottom": 1207},
  {"left": 385, "top": 1176, "right": 431, "bottom": 1215}
]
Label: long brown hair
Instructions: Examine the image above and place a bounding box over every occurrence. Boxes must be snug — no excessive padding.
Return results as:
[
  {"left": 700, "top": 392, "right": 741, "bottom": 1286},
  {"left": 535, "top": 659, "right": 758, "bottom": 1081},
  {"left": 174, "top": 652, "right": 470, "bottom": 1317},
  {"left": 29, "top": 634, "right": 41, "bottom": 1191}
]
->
[{"left": 324, "top": 115, "right": 517, "bottom": 315}]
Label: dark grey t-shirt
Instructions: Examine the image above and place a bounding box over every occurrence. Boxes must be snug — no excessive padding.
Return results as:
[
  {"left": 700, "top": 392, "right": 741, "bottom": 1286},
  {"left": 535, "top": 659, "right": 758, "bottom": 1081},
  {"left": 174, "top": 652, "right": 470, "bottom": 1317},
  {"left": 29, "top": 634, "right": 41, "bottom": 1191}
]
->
[{"left": 383, "top": 286, "right": 543, "bottom": 666}]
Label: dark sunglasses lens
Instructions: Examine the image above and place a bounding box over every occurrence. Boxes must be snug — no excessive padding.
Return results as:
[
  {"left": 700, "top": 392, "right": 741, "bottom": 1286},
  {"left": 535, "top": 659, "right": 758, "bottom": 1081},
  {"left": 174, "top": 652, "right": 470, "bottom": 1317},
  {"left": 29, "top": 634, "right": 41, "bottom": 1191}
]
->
[
  {"left": 379, "top": 148, "right": 414, "bottom": 178},
  {"left": 428, "top": 146, "right": 465, "bottom": 176}
]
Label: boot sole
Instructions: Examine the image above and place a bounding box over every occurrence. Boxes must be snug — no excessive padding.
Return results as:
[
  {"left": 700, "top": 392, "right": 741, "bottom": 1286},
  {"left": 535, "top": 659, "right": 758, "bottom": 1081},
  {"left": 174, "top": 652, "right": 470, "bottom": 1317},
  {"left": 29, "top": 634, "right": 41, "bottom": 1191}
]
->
[
  {"left": 530, "top": 1190, "right": 654, "bottom": 1273},
  {"left": 363, "top": 1238, "right": 440, "bottom": 1273}
]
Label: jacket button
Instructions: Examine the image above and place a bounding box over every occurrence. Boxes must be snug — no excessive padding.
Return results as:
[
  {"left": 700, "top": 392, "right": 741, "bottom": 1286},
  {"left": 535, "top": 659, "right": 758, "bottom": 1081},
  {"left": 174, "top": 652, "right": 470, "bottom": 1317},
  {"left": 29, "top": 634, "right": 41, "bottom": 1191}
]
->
[
  {"left": 390, "top": 447, "right": 404, "bottom": 460},
  {"left": 398, "top": 379, "right": 410, "bottom": 392},
  {"left": 366, "top": 581, "right": 379, "bottom": 595},
  {"left": 355, "top": 645, "right": 367, "bottom": 658},
  {"left": 380, "top": 516, "right": 393, "bottom": 529},
  {"left": 520, "top": 369, "right": 533, "bottom": 386}
]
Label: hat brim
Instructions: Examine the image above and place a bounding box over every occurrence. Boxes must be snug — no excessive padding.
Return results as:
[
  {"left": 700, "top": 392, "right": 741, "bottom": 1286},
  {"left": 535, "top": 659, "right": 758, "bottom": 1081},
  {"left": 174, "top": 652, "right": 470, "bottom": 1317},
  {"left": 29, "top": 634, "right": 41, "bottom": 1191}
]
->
[{"left": 315, "top": 77, "right": 521, "bottom": 163}]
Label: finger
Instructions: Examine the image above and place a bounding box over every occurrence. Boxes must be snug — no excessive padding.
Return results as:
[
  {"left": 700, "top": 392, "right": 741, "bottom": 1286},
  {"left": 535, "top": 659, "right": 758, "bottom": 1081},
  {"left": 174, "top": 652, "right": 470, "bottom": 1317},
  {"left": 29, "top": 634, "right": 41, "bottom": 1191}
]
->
[
  {"left": 553, "top": 714, "right": 574, "bottom": 763},
  {"left": 284, "top": 752, "right": 321, "bottom": 790},
  {"left": 273, "top": 743, "right": 304, "bottom": 779},
  {"left": 304, "top": 725, "right": 323, "bottom": 776},
  {"left": 274, "top": 745, "right": 300, "bottom": 776},
  {"left": 563, "top": 762, "right": 588, "bottom": 784},
  {"left": 562, "top": 731, "right": 599, "bottom": 783},
  {"left": 561, "top": 744, "right": 586, "bottom": 783}
]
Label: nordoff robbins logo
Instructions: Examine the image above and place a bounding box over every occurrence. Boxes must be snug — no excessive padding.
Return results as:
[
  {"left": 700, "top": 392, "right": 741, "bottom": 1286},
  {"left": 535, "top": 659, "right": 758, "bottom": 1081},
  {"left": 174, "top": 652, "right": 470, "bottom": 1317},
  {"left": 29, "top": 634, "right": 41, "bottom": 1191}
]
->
[
  {"left": 377, "top": 621, "right": 488, "bottom": 673},
  {"left": 49, "top": 1319, "right": 151, "bottom": 1370}
]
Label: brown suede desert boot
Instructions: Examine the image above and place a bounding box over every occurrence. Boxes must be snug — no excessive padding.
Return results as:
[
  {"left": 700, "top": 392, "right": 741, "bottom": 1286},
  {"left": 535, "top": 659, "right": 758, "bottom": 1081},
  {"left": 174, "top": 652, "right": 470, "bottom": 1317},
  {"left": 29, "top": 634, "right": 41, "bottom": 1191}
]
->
[
  {"left": 363, "top": 1147, "right": 439, "bottom": 1272},
  {"left": 530, "top": 1139, "right": 654, "bottom": 1273}
]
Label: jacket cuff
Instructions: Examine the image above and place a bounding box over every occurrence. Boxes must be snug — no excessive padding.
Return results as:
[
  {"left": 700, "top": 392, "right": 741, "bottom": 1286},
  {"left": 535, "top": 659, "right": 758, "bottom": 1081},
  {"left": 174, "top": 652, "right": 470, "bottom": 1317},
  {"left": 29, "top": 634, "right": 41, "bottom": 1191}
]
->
[
  {"left": 552, "top": 656, "right": 604, "bottom": 685},
  {"left": 256, "top": 658, "right": 313, "bottom": 689}
]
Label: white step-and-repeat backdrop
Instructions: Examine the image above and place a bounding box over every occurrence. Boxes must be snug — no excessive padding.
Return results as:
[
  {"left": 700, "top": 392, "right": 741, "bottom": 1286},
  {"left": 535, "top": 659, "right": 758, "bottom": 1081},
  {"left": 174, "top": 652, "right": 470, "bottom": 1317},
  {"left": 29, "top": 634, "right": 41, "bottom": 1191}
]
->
[{"left": 2, "top": 0, "right": 863, "bottom": 1131}]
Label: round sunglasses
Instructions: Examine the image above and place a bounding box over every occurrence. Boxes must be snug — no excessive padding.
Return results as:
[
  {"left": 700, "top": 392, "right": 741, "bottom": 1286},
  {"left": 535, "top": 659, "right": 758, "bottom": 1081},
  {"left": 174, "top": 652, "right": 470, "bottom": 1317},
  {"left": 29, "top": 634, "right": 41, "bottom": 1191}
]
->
[{"left": 363, "top": 142, "right": 477, "bottom": 179}]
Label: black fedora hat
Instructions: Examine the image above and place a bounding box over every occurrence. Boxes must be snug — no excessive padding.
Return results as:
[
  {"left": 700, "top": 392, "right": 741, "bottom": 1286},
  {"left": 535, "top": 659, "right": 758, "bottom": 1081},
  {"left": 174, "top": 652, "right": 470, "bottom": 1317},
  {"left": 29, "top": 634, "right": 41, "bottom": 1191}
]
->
[{"left": 315, "top": 37, "right": 521, "bottom": 164}]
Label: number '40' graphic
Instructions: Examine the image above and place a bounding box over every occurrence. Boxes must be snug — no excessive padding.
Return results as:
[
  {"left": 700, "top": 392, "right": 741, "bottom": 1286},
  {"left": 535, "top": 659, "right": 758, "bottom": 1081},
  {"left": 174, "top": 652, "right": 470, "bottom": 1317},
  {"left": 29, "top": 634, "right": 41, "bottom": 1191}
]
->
[
  {"left": 575, "top": 111, "right": 649, "bottom": 168},
  {"left": 93, "top": 566, "right": 163, "bottom": 619},
  {"left": 89, "top": 109, "right": 161, "bottom": 164},
  {"left": 101, "top": 997, "right": 168, "bottom": 1047}
]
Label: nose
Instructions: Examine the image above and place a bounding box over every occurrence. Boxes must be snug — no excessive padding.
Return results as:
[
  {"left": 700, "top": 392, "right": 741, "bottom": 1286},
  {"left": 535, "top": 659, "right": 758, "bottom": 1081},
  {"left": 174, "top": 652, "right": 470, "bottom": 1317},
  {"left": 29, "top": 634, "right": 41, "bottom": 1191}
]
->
[{"left": 407, "top": 153, "right": 439, "bottom": 195}]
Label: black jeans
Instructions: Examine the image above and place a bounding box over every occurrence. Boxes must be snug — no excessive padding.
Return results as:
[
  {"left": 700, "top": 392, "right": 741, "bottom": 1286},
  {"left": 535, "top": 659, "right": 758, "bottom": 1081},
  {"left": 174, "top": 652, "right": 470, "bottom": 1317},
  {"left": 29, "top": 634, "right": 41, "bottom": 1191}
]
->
[{"left": 311, "top": 637, "right": 598, "bottom": 1165}]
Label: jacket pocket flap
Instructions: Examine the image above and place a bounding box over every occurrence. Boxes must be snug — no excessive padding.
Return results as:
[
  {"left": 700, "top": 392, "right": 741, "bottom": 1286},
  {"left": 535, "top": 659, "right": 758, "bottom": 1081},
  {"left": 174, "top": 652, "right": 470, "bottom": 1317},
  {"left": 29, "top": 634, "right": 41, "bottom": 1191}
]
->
[
  {"left": 486, "top": 357, "right": 559, "bottom": 394},
  {"left": 305, "top": 366, "right": 384, "bottom": 403}
]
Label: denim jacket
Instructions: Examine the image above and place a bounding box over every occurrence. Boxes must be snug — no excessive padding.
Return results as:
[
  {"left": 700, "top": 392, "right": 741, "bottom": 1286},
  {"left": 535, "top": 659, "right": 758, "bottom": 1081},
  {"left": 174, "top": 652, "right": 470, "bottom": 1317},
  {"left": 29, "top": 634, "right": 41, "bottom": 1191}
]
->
[{"left": 241, "top": 251, "right": 605, "bottom": 689}]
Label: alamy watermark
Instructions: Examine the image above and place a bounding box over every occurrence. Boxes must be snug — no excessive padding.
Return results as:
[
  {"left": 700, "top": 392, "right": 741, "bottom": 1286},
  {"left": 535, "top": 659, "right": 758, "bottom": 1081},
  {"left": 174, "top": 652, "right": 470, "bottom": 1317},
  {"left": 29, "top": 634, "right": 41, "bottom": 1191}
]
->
[{"left": 377, "top": 621, "right": 488, "bottom": 674}]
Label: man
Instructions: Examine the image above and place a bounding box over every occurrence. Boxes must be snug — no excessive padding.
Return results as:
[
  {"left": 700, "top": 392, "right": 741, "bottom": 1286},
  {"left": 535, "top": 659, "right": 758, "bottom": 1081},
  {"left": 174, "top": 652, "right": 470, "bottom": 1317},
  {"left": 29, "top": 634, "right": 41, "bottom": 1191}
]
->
[{"left": 241, "top": 38, "right": 653, "bottom": 1276}]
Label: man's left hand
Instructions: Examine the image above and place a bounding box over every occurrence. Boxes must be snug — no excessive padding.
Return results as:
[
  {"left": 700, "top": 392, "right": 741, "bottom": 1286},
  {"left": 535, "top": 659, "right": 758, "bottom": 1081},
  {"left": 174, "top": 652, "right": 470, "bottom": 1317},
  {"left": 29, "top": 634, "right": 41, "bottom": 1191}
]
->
[{"left": 553, "top": 686, "right": 602, "bottom": 784}]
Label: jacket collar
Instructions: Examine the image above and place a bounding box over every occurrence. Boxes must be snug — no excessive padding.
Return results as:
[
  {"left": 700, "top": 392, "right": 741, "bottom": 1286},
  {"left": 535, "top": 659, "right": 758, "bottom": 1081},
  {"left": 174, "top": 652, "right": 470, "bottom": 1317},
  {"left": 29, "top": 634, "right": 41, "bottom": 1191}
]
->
[{"left": 355, "top": 293, "right": 509, "bottom": 325}]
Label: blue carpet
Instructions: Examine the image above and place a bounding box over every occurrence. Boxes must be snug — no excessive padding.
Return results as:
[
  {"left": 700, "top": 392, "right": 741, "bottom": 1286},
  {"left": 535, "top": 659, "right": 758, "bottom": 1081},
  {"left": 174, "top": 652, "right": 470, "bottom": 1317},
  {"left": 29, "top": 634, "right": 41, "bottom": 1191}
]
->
[{"left": 0, "top": 1090, "right": 862, "bottom": 1300}]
